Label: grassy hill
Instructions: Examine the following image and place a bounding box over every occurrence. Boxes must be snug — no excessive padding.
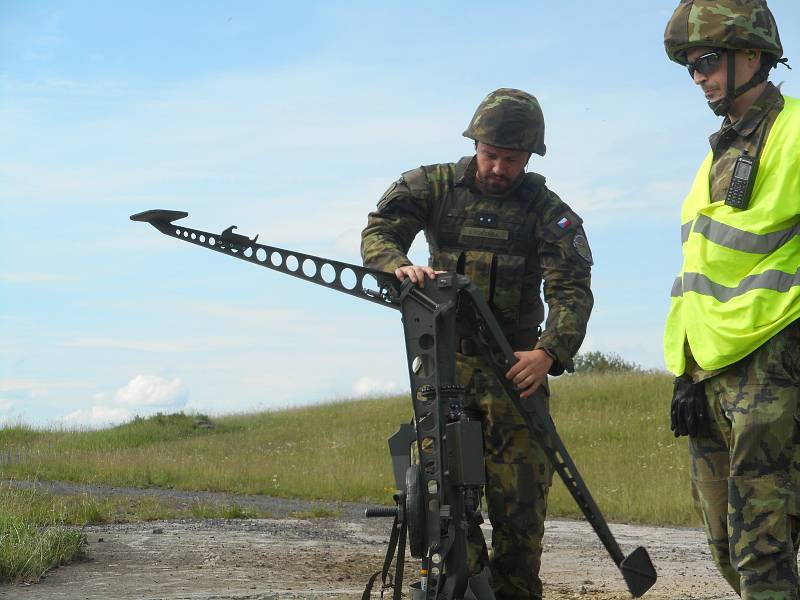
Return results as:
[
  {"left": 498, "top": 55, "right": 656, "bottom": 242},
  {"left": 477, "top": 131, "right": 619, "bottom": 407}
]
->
[{"left": 0, "top": 371, "right": 696, "bottom": 581}]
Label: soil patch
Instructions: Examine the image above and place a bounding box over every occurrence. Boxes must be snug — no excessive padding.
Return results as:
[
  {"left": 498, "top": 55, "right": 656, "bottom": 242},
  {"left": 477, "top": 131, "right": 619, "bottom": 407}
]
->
[{"left": 1, "top": 480, "right": 734, "bottom": 600}]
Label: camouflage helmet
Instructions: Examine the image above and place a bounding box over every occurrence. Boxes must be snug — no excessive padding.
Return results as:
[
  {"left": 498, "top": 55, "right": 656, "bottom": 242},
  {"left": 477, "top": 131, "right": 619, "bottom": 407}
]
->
[
  {"left": 664, "top": 0, "right": 783, "bottom": 65},
  {"left": 463, "top": 88, "right": 546, "bottom": 156}
]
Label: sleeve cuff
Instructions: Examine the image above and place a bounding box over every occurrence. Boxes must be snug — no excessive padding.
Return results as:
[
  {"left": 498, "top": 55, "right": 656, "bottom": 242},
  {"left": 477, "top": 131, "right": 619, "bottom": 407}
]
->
[{"left": 534, "top": 341, "right": 573, "bottom": 376}]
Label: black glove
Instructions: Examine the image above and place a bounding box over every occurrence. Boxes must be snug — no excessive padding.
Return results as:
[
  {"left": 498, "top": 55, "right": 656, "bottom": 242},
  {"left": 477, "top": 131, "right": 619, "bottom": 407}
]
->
[{"left": 670, "top": 375, "right": 711, "bottom": 438}]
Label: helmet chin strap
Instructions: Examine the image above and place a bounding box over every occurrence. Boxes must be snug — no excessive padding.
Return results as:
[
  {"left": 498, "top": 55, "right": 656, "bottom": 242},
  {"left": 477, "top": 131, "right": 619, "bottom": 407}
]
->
[{"left": 708, "top": 50, "right": 770, "bottom": 117}]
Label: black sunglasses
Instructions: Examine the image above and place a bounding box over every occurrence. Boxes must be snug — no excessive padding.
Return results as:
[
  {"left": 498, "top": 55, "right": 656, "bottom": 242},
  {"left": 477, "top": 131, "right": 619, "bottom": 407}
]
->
[{"left": 687, "top": 50, "right": 725, "bottom": 78}]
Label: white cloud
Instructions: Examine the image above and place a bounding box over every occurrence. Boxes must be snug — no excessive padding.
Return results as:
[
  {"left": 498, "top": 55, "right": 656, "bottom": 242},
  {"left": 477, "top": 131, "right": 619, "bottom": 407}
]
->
[
  {"left": 113, "top": 374, "right": 188, "bottom": 409},
  {"left": 55, "top": 375, "right": 189, "bottom": 428},
  {"left": 60, "top": 405, "right": 133, "bottom": 429},
  {"left": 351, "top": 376, "right": 402, "bottom": 397},
  {"left": 0, "top": 399, "right": 13, "bottom": 412}
]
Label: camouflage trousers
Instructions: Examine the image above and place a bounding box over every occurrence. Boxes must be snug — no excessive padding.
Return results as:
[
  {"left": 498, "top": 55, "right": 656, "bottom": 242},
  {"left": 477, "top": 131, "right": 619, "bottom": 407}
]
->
[
  {"left": 689, "top": 322, "right": 800, "bottom": 599},
  {"left": 457, "top": 354, "right": 553, "bottom": 600}
]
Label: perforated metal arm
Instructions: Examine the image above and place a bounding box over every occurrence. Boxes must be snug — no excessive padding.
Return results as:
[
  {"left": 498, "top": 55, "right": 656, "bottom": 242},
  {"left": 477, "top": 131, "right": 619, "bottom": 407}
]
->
[{"left": 130, "top": 209, "right": 401, "bottom": 310}]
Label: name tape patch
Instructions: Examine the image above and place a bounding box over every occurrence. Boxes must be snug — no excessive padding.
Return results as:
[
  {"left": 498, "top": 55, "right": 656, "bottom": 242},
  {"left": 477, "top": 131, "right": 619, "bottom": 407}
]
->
[{"left": 460, "top": 226, "right": 510, "bottom": 241}]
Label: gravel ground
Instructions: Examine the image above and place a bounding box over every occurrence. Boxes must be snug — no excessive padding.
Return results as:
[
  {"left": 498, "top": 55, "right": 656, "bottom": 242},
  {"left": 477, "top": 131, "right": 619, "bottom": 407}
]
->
[{"left": 0, "top": 480, "right": 736, "bottom": 600}]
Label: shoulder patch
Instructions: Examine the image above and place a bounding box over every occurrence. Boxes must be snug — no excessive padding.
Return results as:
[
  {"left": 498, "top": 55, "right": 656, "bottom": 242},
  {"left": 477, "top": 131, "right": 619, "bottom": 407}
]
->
[
  {"left": 376, "top": 178, "right": 402, "bottom": 210},
  {"left": 376, "top": 167, "right": 430, "bottom": 210},
  {"left": 545, "top": 208, "right": 582, "bottom": 237},
  {"left": 400, "top": 166, "right": 431, "bottom": 197},
  {"left": 572, "top": 233, "right": 593, "bottom": 265},
  {"left": 385, "top": 177, "right": 404, "bottom": 196},
  {"left": 557, "top": 215, "right": 573, "bottom": 230}
]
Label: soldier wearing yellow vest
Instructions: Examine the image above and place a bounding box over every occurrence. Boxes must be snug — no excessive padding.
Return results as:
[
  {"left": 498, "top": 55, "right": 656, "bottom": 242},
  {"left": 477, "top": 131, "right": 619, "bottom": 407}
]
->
[{"left": 663, "top": 1, "right": 799, "bottom": 597}]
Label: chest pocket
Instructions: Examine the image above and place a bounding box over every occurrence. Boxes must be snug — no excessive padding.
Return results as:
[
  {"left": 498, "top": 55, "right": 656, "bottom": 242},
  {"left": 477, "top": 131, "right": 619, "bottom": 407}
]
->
[
  {"left": 459, "top": 250, "right": 526, "bottom": 333},
  {"left": 427, "top": 182, "right": 543, "bottom": 334},
  {"left": 440, "top": 210, "right": 532, "bottom": 255},
  {"left": 491, "top": 253, "right": 528, "bottom": 330}
]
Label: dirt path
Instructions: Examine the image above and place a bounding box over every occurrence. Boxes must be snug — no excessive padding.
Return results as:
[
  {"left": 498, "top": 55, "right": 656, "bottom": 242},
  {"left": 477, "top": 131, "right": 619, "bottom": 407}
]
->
[{"left": 1, "top": 481, "right": 735, "bottom": 600}]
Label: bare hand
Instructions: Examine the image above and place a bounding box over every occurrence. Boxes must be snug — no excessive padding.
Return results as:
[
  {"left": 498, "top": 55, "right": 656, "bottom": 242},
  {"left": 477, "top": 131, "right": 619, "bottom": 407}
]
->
[
  {"left": 395, "top": 265, "right": 437, "bottom": 288},
  {"left": 505, "top": 348, "right": 554, "bottom": 398}
]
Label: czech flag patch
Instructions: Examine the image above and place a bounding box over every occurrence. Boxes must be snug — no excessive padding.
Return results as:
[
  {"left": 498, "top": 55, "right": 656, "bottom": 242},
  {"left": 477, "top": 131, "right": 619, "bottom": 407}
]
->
[{"left": 557, "top": 216, "right": 572, "bottom": 229}]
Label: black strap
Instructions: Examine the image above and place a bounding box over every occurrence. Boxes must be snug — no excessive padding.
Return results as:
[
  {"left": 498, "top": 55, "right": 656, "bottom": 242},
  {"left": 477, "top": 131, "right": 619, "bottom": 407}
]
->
[
  {"left": 362, "top": 570, "right": 382, "bottom": 600},
  {"left": 382, "top": 513, "right": 402, "bottom": 594},
  {"left": 393, "top": 514, "right": 407, "bottom": 600},
  {"left": 362, "top": 497, "right": 407, "bottom": 600}
]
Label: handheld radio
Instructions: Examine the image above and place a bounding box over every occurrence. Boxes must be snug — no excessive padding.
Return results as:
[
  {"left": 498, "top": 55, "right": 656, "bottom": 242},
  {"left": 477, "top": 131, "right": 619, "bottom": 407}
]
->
[{"left": 724, "top": 153, "right": 759, "bottom": 210}]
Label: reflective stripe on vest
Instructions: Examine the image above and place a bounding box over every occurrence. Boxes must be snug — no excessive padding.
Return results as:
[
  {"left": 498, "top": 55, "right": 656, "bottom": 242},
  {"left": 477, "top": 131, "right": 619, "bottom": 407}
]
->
[
  {"left": 689, "top": 214, "right": 800, "bottom": 254},
  {"left": 674, "top": 269, "right": 800, "bottom": 302},
  {"left": 663, "top": 96, "right": 800, "bottom": 375}
]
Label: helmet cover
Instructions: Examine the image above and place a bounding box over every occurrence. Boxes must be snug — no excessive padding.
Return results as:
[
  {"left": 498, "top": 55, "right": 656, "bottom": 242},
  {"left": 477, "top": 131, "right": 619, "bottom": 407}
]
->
[{"left": 463, "top": 88, "right": 546, "bottom": 156}]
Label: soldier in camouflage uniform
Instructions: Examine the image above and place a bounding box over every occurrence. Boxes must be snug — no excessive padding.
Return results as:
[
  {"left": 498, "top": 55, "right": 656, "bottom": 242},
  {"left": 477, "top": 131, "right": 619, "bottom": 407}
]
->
[
  {"left": 663, "top": 2, "right": 800, "bottom": 598},
  {"left": 361, "top": 89, "right": 594, "bottom": 600}
]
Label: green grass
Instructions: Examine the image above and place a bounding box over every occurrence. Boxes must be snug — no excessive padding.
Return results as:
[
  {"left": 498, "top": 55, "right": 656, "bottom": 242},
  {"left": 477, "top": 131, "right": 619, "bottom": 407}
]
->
[
  {"left": 288, "top": 507, "right": 343, "bottom": 519},
  {"left": 0, "top": 372, "right": 698, "bottom": 583},
  {"left": 547, "top": 372, "right": 693, "bottom": 525},
  {"left": 190, "top": 500, "right": 259, "bottom": 520},
  {"left": 0, "top": 485, "right": 88, "bottom": 582},
  {"left": 0, "top": 481, "right": 275, "bottom": 583},
  {"left": 0, "top": 402, "right": 409, "bottom": 504}
]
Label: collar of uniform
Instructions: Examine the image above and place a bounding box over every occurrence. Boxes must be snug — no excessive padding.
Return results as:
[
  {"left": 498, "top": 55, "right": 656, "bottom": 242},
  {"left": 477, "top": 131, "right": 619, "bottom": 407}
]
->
[
  {"left": 456, "top": 154, "right": 527, "bottom": 197},
  {"left": 454, "top": 156, "right": 476, "bottom": 187},
  {"left": 709, "top": 82, "right": 784, "bottom": 148}
]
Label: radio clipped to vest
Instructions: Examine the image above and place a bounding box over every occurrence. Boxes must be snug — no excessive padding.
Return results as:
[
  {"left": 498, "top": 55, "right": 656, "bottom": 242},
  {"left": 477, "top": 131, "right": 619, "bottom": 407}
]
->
[
  {"left": 724, "top": 152, "right": 759, "bottom": 210},
  {"left": 724, "top": 121, "right": 770, "bottom": 211}
]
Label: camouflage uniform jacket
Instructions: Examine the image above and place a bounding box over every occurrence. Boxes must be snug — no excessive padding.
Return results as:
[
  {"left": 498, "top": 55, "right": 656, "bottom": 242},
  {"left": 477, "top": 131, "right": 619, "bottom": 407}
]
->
[
  {"left": 361, "top": 155, "right": 593, "bottom": 374},
  {"left": 686, "top": 82, "right": 785, "bottom": 382}
]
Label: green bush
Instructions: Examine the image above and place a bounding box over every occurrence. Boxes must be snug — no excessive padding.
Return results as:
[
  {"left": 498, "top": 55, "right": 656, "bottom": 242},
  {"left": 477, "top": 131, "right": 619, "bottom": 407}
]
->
[{"left": 572, "top": 350, "right": 643, "bottom": 374}]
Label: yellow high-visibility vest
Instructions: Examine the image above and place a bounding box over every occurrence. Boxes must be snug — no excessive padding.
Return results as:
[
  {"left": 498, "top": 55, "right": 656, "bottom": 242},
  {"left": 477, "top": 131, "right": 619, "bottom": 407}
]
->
[{"left": 664, "top": 96, "right": 800, "bottom": 375}]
